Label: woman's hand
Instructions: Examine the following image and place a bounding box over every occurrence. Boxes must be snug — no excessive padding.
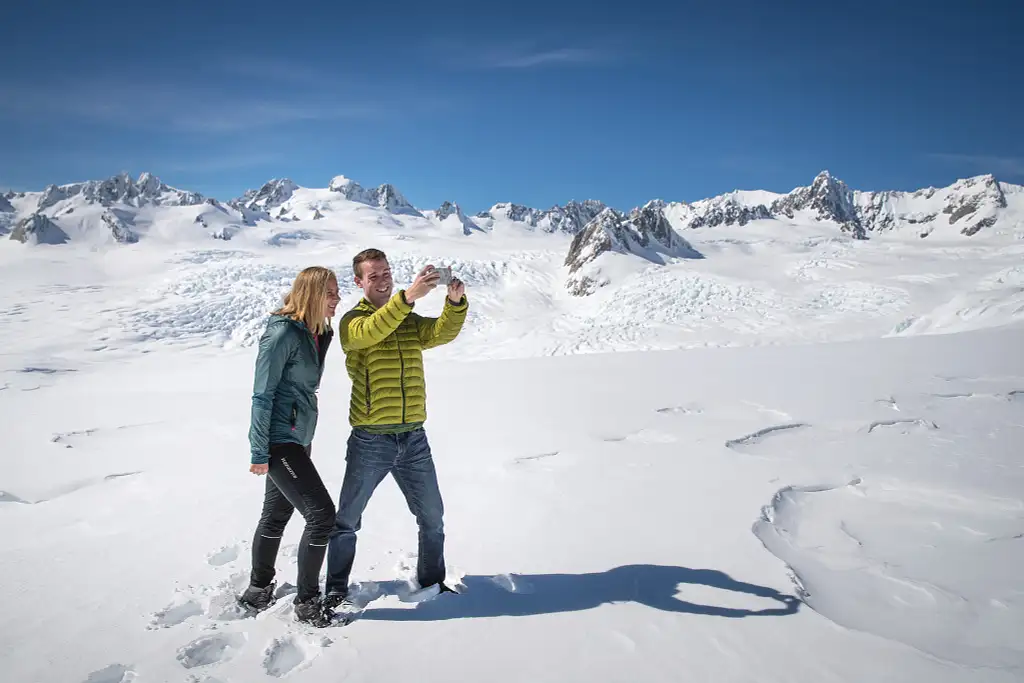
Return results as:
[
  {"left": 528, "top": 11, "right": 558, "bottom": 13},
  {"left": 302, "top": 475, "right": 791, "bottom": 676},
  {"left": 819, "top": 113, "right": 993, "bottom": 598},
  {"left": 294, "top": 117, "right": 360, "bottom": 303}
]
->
[{"left": 250, "top": 463, "right": 269, "bottom": 475}]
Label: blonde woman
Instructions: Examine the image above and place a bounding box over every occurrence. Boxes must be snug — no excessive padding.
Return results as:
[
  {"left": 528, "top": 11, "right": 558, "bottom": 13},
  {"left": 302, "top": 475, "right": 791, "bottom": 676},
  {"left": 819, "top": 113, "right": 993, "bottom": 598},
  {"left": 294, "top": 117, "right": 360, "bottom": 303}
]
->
[{"left": 238, "top": 266, "right": 342, "bottom": 627}]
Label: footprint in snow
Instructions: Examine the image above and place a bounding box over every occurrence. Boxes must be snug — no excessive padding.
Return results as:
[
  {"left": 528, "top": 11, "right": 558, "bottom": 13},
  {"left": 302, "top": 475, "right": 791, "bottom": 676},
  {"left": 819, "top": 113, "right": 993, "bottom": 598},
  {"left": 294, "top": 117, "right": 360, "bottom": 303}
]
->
[
  {"left": 148, "top": 598, "right": 203, "bottom": 628},
  {"left": 176, "top": 632, "right": 247, "bottom": 669},
  {"left": 207, "top": 544, "right": 240, "bottom": 566},
  {"left": 262, "top": 635, "right": 330, "bottom": 678},
  {"left": 150, "top": 570, "right": 253, "bottom": 626},
  {"left": 83, "top": 664, "right": 136, "bottom": 683},
  {"left": 490, "top": 573, "right": 534, "bottom": 594}
]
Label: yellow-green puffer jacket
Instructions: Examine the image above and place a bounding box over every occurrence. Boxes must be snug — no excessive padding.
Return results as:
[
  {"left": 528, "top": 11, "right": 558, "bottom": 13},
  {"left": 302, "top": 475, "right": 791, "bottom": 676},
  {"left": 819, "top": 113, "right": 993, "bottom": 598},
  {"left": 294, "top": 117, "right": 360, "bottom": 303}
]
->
[{"left": 339, "top": 289, "right": 468, "bottom": 427}]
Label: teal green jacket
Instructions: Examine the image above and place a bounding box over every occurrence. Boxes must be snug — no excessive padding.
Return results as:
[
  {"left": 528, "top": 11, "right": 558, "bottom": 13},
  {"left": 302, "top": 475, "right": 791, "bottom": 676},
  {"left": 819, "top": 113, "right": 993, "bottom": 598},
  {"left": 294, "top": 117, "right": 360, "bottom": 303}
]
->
[{"left": 248, "top": 314, "right": 333, "bottom": 464}]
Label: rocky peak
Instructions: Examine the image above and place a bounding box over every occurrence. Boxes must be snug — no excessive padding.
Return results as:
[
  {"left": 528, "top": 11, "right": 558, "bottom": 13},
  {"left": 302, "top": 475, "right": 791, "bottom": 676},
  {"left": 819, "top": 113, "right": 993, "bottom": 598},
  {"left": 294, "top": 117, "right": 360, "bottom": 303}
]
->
[
  {"left": 101, "top": 210, "right": 139, "bottom": 243},
  {"left": 478, "top": 202, "right": 546, "bottom": 226},
  {"left": 941, "top": 174, "right": 1007, "bottom": 226},
  {"left": 10, "top": 214, "right": 69, "bottom": 245},
  {"left": 771, "top": 170, "right": 864, "bottom": 238},
  {"left": 135, "top": 172, "right": 161, "bottom": 196},
  {"left": 436, "top": 201, "right": 458, "bottom": 221},
  {"left": 564, "top": 204, "right": 701, "bottom": 296},
  {"left": 238, "top": 178, "right": 299, "bottom": 212},
  {"left": 686, "top": 195, "right": 773, "bottom": 229},
  {"left": 476, "top": 199, "right": 607, "bottom": 235},
  {"left": 545, "top": 199, "right": 607, "bottom": 235},
  {"left": 328, "top": 175, "right": 422, "bottom": 216},
  {"left": 627, "top": 201, "right": 679, "bottom": 251},
  {"left": 36, "top": 172, "right": 203, "bottom": 211},
  {"left": 373, "top": 183, "right": 418, "bottom": 214},
  {"left": 0, "top": 195, "right": 13, "bottom": 213}
]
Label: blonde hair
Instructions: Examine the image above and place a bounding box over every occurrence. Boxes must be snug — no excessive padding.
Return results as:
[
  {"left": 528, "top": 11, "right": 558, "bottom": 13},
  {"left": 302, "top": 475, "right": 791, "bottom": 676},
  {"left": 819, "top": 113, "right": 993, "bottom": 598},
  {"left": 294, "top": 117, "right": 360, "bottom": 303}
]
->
[{"left": 273, "top": 266, "right": 337, "bottom": 335}]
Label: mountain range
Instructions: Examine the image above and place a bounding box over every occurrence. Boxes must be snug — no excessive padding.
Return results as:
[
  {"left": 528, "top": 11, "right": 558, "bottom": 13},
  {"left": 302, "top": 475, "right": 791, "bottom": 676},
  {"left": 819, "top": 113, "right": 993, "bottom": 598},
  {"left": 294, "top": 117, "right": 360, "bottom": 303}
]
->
[{"left": 3, "top": 169, "right": 1021, "bottom": 295}]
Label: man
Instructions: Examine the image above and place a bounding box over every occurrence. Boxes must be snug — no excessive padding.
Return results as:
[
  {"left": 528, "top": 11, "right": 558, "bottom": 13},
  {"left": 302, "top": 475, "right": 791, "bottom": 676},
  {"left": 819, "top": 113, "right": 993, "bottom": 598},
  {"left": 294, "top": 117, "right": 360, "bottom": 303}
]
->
[{"left": 325, "top": 248, "right": 468, "bottom": 612}]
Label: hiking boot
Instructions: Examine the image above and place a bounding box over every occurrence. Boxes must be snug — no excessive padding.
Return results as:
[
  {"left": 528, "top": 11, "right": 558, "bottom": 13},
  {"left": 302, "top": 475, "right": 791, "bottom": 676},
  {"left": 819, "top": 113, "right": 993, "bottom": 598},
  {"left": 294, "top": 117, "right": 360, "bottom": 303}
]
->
[
  {"left": 324, "top": 592, "right": 362, "bottom": 622},
  {"left": 294, "top": 595, "right": 332, "bottom": 628},
  {"left": 323, "top": 592, "right": 352, "bottom": 610},
  {"left": 238, "top": 582, "right": 276, "bottom": 612}
]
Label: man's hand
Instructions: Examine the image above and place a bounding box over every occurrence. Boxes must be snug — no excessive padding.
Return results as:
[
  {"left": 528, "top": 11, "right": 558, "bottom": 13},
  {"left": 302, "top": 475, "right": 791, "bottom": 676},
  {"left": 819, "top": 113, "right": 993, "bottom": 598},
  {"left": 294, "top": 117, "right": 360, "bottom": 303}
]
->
[
  {"left": 250, "top": 463, "right": 268, "bottom": 475},
  {"left": 406, "top": 265, "right": 441, "bottom": 302},
  {"left": 447, "top": 277, "right": 465, "bottom": 304}
]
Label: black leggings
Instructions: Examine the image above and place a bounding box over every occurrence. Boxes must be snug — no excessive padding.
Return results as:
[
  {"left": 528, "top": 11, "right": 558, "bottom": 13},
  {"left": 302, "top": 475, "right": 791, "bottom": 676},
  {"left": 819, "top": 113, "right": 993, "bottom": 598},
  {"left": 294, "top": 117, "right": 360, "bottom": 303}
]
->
[{"left": 250, "top": 442, "right": 335, "bottom": 602}]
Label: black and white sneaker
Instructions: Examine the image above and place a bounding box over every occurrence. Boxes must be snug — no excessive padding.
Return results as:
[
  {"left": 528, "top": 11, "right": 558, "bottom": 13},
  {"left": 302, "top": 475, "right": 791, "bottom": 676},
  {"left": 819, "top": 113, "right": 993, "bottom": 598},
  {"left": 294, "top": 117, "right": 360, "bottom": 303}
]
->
[{"left": 238, "top": 582, "right": 276, "bottom": 613}]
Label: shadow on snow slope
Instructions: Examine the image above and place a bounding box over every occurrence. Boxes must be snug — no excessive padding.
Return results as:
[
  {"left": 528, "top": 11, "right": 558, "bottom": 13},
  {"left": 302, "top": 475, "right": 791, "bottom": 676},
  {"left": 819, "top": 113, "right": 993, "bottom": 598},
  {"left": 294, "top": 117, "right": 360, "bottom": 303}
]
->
[{"left": 358, "top": 564, "right": 801, "bottom": 621}]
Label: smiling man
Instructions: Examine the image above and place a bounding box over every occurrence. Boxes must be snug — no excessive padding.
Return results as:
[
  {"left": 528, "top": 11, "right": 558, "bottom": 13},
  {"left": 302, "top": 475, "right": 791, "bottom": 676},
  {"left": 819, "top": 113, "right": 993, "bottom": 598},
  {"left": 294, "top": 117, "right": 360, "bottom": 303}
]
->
[{"left": 324, "top": 248, "right": 468, "bottom": 615}]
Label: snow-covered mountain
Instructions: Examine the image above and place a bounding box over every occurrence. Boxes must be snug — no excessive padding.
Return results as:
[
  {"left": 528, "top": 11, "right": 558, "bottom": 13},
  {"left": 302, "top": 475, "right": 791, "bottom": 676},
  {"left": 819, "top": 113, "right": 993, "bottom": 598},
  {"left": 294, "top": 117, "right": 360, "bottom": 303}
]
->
[
  {"left": 327, "top": 175, "right": 423, "bottom": 217},
  {"left": 7, "top": 167, "right": 1023, "bottom": 303},
  {"left": 421, "top": 201, "right": 483, "bottom": 236},
  {"left": 564, "top": 202, "right": 703, "bottom": 295},
  {"left": 3, "top": 172, "right": 236, "bottom": 245},
  {"left": 660, "top": 171, "right": 1018, "bottom": 240},
  {"left": 473, "top": 199, "right": 607, "bottom": 235},
  {"left": 9, "top": 214, "right": 70, "bottom": 245},
  {"left": 36, "top": 172, "right": 205, "bottom": 212}
]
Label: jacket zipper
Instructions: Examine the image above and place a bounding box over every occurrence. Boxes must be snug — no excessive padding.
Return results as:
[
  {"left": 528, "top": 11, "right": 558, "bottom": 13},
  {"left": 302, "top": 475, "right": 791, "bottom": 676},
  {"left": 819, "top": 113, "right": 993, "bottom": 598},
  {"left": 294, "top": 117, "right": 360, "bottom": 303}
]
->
[
  {"left": 364, "top": 368, "right": 371, "bottom": 415},
  {"left": 397, "top": 331, "right": 406, "bottom": 423}
]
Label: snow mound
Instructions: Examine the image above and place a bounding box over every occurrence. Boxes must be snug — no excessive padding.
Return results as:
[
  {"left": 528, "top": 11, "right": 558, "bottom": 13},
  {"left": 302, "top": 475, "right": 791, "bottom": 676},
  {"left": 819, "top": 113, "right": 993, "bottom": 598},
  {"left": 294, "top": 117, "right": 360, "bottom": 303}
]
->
[
  {"left": 754, "top": 476, "right": 1024, "bottom": 668},
  {"left": 891, "top": 265, "right": 1024, "bottom": 336}
]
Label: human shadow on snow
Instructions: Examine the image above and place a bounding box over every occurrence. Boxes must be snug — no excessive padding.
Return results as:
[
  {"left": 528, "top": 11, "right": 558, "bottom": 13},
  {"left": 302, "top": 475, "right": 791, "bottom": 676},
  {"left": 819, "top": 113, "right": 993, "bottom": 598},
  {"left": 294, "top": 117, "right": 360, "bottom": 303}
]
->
[{"left": 356, "top": 564, "right": 800, "bottom": 622}]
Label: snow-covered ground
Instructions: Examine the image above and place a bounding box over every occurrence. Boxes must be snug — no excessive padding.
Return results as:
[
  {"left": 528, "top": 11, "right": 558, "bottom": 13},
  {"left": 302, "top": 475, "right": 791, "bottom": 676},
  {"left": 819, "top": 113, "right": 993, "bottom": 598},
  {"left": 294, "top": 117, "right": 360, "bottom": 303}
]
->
[{"left": 1, "top": 186, "right": 1023, "bottom": 682}]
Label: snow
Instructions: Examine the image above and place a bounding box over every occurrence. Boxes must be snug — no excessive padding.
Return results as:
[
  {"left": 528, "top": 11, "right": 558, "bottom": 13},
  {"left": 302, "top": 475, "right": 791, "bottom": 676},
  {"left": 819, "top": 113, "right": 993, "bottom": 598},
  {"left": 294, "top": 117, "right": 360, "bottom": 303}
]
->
[{"left": 2, "top": 172, "right": 1024, "bottom": 683}]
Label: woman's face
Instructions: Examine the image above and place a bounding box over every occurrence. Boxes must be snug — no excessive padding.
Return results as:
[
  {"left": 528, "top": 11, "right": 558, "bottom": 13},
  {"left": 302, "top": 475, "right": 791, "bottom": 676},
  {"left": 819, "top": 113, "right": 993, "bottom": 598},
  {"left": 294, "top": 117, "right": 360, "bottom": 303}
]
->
[{"left": 324, "top": 277, "right": 341, "bottom": 319}]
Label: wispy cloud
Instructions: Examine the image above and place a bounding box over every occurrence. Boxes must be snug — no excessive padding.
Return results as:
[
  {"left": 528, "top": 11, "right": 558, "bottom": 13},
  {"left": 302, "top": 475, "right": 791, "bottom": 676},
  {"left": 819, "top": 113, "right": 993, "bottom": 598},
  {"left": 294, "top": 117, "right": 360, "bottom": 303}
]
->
[
  {"left": 929, "top": 153, "right": 1024, "bottom": 178},
  {"left": 0, "top": 80, "right": 388, "bottom": 134},
  {"left": 482, "top": 47, "right": 610, "bottom": 69},
  {"left": 431, "top": 38, "right": 617, "bottom": 71}
]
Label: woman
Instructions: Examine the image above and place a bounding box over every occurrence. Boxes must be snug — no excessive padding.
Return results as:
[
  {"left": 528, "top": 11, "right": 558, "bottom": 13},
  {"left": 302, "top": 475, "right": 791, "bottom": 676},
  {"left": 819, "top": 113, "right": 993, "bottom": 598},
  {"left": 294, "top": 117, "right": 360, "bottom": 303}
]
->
[{"left": 238, "top": 266, "right": 341, "bottom": 627}]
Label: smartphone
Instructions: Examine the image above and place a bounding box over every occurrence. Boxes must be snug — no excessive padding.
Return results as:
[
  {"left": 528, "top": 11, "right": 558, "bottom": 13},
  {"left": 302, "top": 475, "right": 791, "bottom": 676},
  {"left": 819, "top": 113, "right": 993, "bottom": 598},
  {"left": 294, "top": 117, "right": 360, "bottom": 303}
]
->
[{"left": 435, "top": 266, "right": 453, "bottom": 285}]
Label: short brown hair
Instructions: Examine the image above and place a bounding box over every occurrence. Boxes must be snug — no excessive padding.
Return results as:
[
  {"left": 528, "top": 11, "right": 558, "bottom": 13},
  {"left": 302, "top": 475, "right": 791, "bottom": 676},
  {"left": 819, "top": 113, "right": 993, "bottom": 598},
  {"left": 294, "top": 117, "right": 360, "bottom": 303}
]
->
[{"left": 353, "top": 248, "right": 387, "bottom": 278}]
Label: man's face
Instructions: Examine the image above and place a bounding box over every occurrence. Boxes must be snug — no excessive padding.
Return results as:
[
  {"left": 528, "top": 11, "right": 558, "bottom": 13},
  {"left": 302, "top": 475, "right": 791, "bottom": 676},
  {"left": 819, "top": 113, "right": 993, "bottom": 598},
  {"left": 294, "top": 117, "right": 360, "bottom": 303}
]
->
[{"left": 356, "top": 258, "right": 392, "bottom": 307}]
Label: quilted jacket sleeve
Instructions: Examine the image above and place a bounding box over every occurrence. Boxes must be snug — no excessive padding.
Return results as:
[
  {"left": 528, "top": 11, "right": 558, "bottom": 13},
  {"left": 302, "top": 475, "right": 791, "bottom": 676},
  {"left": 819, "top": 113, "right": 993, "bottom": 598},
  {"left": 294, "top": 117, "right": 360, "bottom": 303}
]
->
[
  {"left": 412, "top": 295, "right": 468, "bottom": 349},
  {"left": 248, "top": 323, "right": 298, "bottom": 464},
  {"left": 341, "top": 290, "right": 414, "bottom": 350}
]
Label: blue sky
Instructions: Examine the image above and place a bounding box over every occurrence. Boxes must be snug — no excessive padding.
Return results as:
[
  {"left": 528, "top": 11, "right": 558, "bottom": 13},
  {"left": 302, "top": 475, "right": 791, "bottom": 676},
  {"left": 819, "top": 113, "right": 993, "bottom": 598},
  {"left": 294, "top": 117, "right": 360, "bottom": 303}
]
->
[{"left": 1, "top": 0, "right": 1021, "bottom": 213}]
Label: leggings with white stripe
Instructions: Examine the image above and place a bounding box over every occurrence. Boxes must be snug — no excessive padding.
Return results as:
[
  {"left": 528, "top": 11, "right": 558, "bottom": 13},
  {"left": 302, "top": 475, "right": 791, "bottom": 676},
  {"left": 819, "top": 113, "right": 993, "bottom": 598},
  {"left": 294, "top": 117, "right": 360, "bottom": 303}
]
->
[{"left": 250, "top": 442, "right": 336, "bottom": 602}]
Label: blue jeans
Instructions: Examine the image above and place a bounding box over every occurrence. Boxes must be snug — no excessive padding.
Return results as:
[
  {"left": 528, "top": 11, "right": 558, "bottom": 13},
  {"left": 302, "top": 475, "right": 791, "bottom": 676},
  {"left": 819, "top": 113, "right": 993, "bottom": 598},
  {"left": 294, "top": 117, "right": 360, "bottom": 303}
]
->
[{"left": 325, "top": 427, "right": 445, "bottom": 596}]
